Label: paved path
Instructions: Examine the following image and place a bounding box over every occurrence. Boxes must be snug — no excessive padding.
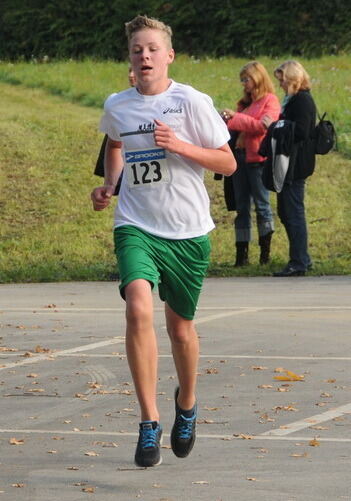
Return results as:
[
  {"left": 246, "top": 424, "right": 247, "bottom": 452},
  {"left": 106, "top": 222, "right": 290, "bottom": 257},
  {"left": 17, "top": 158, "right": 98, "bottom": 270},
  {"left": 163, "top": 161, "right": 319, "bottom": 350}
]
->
[{"left": 0, "top": 277, "right": 350, "bottom": 500}]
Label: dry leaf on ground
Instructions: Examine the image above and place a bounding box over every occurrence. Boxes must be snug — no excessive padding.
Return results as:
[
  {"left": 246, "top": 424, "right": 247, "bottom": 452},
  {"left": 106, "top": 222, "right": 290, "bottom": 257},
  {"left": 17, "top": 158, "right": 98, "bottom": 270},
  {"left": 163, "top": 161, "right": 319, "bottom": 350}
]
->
[
  {"left": 9, "top": 438, "right": 25, "bottom": 445},
  {"left": 274, "top": 370, "right": 304, "bottom": 381},
  {"left": 82, "top": 487, "right": 95, "bottom": 493}
]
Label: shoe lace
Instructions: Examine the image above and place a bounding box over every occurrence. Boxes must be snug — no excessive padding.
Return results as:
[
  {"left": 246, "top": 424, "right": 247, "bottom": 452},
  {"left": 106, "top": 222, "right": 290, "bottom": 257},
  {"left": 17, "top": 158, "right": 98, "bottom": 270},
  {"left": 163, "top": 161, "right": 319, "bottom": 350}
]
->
[
  {"left": 140, "top": 426, "right": 158, "bottom": 449},
  {"left": 176, "top": 414, "right": 196, "bottom": 440}
]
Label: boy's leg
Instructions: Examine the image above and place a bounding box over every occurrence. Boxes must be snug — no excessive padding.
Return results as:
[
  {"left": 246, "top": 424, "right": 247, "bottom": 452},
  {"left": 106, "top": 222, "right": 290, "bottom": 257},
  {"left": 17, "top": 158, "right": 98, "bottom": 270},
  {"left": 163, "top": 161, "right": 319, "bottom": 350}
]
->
[
  {"left": 165, "top": 303, "right": 198, "bottom": 410},
  {"left": 124, "top": 278, "right": 159, "bottom": 422},
  {"left": 165, "top": 302, "right": 198, "bottom": 458}
]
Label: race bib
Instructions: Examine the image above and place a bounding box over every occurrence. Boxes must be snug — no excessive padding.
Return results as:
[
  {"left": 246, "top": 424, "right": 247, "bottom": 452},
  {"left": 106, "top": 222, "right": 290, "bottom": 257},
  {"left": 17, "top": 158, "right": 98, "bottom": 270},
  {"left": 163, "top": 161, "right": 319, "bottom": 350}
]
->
[{"left": 124, "top": 148, "right": 170, "bottom": 188}]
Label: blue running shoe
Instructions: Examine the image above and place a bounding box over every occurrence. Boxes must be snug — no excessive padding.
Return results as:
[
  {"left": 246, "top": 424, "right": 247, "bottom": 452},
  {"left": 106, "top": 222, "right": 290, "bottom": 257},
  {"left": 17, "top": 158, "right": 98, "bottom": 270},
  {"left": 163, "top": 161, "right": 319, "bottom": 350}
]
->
[
  {"left": 135, "top": 421, "right": 162, "bottom": 467},
  {"left": 171, "top": 387, "right": 197, "bottom": 458}
]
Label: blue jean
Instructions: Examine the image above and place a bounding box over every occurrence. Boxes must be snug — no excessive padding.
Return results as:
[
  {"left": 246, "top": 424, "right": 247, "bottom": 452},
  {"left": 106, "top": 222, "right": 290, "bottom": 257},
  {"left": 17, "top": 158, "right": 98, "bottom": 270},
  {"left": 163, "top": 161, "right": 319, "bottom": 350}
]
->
[
  {"left": 277, "top": 179, "right": 311, "bottom": 271},
  {"left": 232, "top": 149, "right": 274, "bottom": 242}
]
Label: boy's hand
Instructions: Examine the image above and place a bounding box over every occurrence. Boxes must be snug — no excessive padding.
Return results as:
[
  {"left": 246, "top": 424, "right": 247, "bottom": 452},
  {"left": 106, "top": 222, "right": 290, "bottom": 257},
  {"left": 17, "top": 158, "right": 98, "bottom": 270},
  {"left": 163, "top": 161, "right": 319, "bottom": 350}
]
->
[
  {"left": 153, "top": 119, "right": 182, "bottom": 153},
  {"left": 91, "top": 185, "right": 115, "bottom": 211}
]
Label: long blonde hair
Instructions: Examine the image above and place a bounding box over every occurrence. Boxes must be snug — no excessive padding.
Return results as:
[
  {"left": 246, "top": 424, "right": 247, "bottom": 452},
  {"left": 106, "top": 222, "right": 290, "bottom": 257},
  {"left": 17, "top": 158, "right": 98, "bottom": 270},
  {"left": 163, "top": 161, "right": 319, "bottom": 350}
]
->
[
  {"left": 238, "top": 61, "right": 275, "bottom": 108},
  {"left": 274, "top": 60, "right": 311, "bottom": 95}
]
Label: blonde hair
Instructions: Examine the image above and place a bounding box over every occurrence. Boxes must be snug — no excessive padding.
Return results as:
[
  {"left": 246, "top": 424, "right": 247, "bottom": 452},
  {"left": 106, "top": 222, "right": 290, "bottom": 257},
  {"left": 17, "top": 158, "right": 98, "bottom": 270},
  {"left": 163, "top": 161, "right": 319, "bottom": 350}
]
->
[
  {"left": 274, "top": 60, "right": 311, "bottom": 94},
  {"left": 238, "top": 61, "right": 275, "bottom": 107},
  {"left": 125, "top": 15, "right": 173, "bottom": 49}
]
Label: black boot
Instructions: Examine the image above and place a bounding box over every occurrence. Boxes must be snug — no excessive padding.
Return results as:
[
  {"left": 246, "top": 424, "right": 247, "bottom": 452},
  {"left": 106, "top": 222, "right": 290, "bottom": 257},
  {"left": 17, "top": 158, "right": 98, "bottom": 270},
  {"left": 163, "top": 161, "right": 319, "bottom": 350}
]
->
[
  {"left": 235, "top": 242, "right": 249, "bottom": 267},
  {"left": 259, "top": 232, "right": 273, "bottom": 265}
]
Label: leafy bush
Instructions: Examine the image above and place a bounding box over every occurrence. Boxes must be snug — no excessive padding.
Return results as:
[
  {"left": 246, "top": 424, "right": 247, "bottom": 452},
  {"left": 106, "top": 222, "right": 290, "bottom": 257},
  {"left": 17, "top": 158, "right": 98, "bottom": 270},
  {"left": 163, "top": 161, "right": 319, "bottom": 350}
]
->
[{"left": 1, "top": 0, "right": 350, "bottom": 60}]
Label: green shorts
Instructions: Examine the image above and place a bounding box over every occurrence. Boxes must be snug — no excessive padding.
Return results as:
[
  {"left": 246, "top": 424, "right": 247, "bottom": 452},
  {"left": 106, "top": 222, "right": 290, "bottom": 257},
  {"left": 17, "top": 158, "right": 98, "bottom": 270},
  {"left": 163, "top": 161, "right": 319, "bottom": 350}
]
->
[{"left": 114, "top": 225, "right": 211, "bottom": 320}]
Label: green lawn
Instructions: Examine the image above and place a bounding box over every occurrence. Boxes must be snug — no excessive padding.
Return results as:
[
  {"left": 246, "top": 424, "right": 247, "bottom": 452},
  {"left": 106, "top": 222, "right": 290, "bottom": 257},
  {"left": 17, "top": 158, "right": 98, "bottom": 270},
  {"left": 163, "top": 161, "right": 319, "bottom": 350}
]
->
[{"left": 0, "top": 56, "right": 350, "bottom": 282}]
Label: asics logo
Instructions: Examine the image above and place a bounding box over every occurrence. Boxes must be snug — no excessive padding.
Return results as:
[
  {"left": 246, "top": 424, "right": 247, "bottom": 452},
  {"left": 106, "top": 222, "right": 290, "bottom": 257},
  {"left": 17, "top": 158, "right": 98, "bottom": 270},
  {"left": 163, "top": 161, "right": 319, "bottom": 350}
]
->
[{"left": 163, "top": 107, "right": 182, "bottom": 114}]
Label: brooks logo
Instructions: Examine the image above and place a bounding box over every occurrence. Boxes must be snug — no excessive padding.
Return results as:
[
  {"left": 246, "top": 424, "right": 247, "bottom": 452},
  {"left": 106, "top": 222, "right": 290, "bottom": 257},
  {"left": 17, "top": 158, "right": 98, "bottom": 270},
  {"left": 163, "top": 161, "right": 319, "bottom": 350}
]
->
[{"left": 126, "top": 149, "right": 166, "bottom": 163}]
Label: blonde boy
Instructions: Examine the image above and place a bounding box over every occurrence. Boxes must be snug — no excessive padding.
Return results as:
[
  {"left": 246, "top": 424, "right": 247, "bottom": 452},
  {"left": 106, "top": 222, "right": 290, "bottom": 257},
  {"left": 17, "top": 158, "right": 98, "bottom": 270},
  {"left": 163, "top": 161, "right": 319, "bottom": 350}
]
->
[{"left": 91, "top": 15, "right": 236, "bottom": 467}]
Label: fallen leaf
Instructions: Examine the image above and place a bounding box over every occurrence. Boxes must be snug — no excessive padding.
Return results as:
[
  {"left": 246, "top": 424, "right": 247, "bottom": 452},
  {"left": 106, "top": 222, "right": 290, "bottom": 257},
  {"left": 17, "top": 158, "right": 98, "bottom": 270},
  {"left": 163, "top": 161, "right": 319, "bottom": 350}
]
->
[
  {"left": 0, "top": 347, "right": 18, "bottom": 352},
  {"left": 309, "top": 438, "right": 321, "bottom": 447},
  {"left": 320, "top": 392, "right": 332, "bottom": 398},
  {"left": 258, "top": 384, "right": 273, "bottom": 389},
  {"left": 205, "top": 368, "right": 218, "bottom": 374},
  {"left": 310, "top": 426, "right": 329, "bottom": 431},
  {"left": 84, "top": 451, "right": 99, "bottom": 457},
  {"left": 26, "top": 373, "right": 39, "bottom": 378},
  {"left": 34, "top": 345, "right": 51, "bottom": 353},
  {"left": 251, "top": 366, "right": 268, "bottom": 370},
  {"left": 88, "top": 382, "right": 101, "bottom": 389},
  {"left": 274, "top": 370, "right": 304, "bottom": 382},
  {"left": 238, "top": 434, "right": 254, "bottom": 440},
  {"left": 273, "top": 405, "right": 299, "bottom": 412},
  {"left": 192, "top": 481, "right": 209, "bottom": 485},
  {"left": 82, "top": 487, "right": 95, "bottom": 493},
  {"left": 47, "top": 450, "right": 57, "bottom": 454},
  {"left": 246, "top": 477, "right": 258, "bottom": 481},
  {"left": 11, "top": 484, "right": 25, "bottom": 488},
  {"left": 290, "top": 452, "right": 308, "bottom": 458},
  {"left": 67, "top": 466, "right": 79, "bottom": 470},
  {"left": 93, "top": 441, "right": 118, "bottom": 448},
  {"left": 9, "top": 438, "right": 25, "bottom": 445}
]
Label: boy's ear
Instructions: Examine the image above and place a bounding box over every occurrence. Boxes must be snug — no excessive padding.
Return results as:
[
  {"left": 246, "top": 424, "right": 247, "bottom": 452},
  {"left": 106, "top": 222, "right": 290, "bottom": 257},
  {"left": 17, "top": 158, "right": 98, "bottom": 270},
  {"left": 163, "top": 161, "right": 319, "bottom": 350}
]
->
[{"left": 168, "top": 48, "right": 175, "bottom": 64}]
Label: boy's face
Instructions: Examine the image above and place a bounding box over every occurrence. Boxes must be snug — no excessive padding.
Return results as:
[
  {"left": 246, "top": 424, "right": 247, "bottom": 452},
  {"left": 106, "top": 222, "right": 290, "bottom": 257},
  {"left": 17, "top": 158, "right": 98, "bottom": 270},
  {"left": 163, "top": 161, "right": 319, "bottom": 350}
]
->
[{"left": 129, "top": 28, "right": 174, "bottom": 93}]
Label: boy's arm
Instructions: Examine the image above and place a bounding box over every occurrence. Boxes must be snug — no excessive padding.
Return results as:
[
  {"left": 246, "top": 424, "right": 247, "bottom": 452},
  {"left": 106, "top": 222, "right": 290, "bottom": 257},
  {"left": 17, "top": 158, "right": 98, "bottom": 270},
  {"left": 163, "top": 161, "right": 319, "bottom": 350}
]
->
[
  {"left": 104, "top": 138, "right": 124, "bottom": 189},
  {"left": 154, "top": 119, "right": 236, "bottom": 176},
  {"left": 91, "top": 138, "right": 123, "bottom": 211}
]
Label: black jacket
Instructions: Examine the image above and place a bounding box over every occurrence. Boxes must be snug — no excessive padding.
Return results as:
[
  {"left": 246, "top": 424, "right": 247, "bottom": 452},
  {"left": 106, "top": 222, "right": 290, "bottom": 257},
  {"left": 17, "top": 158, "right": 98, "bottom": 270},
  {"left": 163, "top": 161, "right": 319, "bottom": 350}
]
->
[{"left": 282, "top": 90, "right": 316, "bottom": 180}]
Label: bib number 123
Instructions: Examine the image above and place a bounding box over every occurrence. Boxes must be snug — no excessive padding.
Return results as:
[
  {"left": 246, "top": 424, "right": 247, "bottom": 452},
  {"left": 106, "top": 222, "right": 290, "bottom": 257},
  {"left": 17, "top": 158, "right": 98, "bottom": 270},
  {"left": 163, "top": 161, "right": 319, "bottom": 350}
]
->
[{"left": 125, "top": 148, "right": 169, "bottom": 188}]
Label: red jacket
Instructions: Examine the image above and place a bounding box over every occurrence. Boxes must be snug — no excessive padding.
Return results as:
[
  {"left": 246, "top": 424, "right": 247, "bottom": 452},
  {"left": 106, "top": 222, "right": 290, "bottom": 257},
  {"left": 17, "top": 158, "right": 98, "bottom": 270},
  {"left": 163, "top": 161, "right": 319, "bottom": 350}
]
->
[{"left": 227, "top": 93, "right": 281, "bottom": 163}]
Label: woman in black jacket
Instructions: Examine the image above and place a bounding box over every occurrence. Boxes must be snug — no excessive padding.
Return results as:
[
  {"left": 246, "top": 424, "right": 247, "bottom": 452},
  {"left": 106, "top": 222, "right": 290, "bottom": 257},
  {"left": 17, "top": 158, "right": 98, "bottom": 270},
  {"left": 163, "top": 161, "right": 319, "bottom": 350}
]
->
[{"left": 263, "top": 60, "right": 316, "bottom": 276}]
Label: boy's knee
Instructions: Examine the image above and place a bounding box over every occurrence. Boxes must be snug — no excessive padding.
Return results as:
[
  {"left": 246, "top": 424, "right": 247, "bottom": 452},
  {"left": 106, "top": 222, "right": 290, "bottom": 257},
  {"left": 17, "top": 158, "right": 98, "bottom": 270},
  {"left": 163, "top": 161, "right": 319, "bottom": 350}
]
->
[
  {"left": 168, "top": 325, "right": 195, "bottom": 345},
  {"left": 126, "top": 299, "right": 152, "bottom": 328}
]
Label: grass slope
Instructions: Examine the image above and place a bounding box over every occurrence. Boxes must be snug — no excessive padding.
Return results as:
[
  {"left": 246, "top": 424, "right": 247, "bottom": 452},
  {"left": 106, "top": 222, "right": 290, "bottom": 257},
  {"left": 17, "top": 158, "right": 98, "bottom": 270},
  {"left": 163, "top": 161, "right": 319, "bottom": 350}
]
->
[{"left": 0, "top": 83, "right": 115, "bottom": 282}]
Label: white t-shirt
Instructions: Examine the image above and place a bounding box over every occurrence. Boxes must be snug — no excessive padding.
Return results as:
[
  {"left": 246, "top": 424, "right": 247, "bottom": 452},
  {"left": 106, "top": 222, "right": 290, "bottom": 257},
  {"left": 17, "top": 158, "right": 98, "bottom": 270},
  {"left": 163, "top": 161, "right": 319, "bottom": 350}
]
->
[{"left": 100, "top": 80, "right": 230, "bottom": 239}]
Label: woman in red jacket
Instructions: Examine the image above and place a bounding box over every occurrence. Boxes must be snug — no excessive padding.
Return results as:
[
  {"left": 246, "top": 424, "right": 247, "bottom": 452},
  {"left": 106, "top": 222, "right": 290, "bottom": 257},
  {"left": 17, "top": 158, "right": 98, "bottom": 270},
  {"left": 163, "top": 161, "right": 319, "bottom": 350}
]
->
[{"left": 221, "top": 61, "right": 280, "bottom": 266}]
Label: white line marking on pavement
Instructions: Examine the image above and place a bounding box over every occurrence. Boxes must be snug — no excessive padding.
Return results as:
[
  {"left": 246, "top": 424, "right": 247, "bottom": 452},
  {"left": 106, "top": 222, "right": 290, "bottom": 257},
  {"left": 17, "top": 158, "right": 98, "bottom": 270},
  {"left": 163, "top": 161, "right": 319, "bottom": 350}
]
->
[
  {"left": 0, "top": 428, "right": 350, "bottom": 443},
  {"left": 0, "top": 337, "right": 125, "bottom": 371},
  {"left": 3, "top": 353, "right": 351, "bottom": 361},
  {"left": 194, "top": 309, "right": 261, "bottom": 325},
  {"left": 1, "top": 306, "right": 350, "bottom": 313},
  {"left": 261, "top": 402, "right": 351, "bottom": 436},
  {"left": 160, "top": 308, "right": 262, "bottom": 330}
]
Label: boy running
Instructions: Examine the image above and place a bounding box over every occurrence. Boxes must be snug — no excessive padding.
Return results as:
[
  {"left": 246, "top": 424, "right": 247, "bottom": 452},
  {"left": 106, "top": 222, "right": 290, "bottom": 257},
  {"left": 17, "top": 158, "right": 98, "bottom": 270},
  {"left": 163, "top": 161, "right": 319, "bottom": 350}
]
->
[{"left": 91, "top": 15, "right": 236, "bottom": 467}]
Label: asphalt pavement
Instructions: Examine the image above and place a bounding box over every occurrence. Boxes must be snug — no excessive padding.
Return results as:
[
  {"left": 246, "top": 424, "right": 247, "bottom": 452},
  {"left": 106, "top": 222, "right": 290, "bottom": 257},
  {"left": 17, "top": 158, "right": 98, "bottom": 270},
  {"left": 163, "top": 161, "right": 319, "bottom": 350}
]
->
[{"left": 0, "top": 276, "right": 350, "bottom": 501}]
